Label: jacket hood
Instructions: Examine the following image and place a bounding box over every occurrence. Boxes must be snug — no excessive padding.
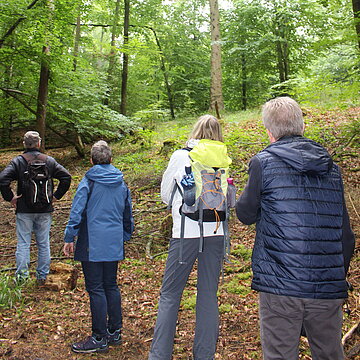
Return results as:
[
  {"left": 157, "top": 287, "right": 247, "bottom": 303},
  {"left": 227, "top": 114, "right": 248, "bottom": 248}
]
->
[
  {"left": 85, "top": 164, "right": 124, "bottom": 185},
  {"left": 264, "top": 136, "right": 333, "bottom": 176}
]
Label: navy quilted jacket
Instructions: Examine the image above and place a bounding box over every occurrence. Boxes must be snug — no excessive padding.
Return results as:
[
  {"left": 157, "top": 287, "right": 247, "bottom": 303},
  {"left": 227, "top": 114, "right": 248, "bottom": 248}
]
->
[{"left": 236, "top": 136, "right": 354, "bottom": 299}]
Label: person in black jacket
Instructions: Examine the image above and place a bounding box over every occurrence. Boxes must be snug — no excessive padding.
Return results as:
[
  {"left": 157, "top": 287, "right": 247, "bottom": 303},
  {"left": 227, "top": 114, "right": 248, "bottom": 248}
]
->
[
  {"left": 0, "top": 131, "right": 71, "bottom": 284},
  {"left": 235, "top": 97, "right": 355, "bottom": 360}
]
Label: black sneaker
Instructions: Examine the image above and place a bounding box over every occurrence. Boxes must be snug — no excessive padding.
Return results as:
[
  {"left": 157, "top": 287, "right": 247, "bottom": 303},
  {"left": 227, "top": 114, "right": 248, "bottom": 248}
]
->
[
  {"left": 71, "top": 335, "right": 108, "bottom": 353},
  {"left": 107, "top": 329, "right": 122, "bottom": 345}
]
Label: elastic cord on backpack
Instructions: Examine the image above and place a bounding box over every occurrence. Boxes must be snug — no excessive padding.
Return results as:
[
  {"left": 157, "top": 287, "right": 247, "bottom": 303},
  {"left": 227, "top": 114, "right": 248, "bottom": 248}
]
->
[
  {"left": 198, "top": 201, "right": 204, "bottom": 253},
  {"left": 213, "top": 209, "right": 221, "bottom": 234}
]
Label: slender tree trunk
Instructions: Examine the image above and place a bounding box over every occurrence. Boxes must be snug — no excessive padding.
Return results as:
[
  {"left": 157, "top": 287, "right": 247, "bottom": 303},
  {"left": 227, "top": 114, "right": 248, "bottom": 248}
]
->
[
  {"left": 129, "top": 24, "right": 175, "bottom": 118},
  {"left": 276, "top": 40, "right": 286, "bottom": 83},
  {"left": 105, "top": 0, "right": 121, "bottom": 106},
  {"left": 274, "top": 20, "right": 289, "bottom": 84},
  {"left": 241, "top": 53, "right": 247, "bottom": 111},
  {"left": 36, "top": 45, "right": 50, "bottom": 151},
  {"left": 2, "top": 64, "right": 14, "bottom": 146},
  {"left": 151, "top": 29, "right": 175, "bottom": 119},
  {"left": 73, "top": 13, "right": 81, "bottom": 71},
  {"left": 35, "top": 0, "right": 53, "bottom": 151},
  {"left": 209, "top": 0, "right": 224, "bottom": 111},
  {"left": 352, "top": 0, "right": 360, "bottom": 49},
  {"left": 71, "top": 8, "right": 85, "bottom": 157},
  {"left": 120, "top": 0, "right": 130, "bottom": 115}
]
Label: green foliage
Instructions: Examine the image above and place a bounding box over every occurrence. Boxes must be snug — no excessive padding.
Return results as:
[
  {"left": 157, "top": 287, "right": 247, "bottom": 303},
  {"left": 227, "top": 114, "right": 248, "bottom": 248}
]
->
[
  {"left": 231, "top": 244, "right": 253, "bottom": 262},
  {"left": 0, "top": 274, "right": 24, "bottom": 310},
  {"left": 181, "top": 289, "right": 197, "bottom": 311},
  {"left": 0, "top": 0, "right": 358, "bottom": 150},
  {"left": 219, "top": 303, "right": 235, "bottom": 314},
  {"left": 223, "top": 275, "right": 251, "bottom": 296},
  {"left": 133, "top": 104, "right": 172, "bottom": 128},
  {"left": 294, "top": 45, "right": 360, "bottom": 109}
]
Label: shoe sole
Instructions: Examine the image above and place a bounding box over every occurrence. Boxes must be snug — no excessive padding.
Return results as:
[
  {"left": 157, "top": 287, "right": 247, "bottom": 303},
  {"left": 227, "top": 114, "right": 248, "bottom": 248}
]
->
[{"left": 71, "top": 346, "right": 109, "bottom": 354}]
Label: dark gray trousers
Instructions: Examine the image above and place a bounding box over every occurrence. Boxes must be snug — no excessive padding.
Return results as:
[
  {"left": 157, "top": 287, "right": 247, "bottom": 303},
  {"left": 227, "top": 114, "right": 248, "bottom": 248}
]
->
[
  {"left": 259, "top": 292, "right": 345, "bottom": 360},
  {"left": 148, "top": 236, "right": 224, "bottom": 360}
]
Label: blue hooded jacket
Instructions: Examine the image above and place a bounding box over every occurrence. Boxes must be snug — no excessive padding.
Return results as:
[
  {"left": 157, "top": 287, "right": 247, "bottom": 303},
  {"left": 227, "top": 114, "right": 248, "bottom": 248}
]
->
[
  {"left": 252, "top": 136, "right": 348, "bottom": 299},
  {"left": 64, "top": 164, "right": 134, "bottom": 262}
]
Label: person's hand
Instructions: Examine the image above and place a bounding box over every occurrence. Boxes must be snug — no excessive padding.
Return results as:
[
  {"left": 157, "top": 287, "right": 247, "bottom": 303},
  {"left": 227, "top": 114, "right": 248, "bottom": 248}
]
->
[
  {"left": 63, "top": 242, "right": 74, "bottom": 257},
  {"left": 10, "top": 194, "right": 22, "bottom": 208}
]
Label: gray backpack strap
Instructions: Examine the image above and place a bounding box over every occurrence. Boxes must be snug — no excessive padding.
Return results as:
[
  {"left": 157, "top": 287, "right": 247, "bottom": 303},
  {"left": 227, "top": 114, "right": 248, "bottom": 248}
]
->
[
  {"left": 167, "top": 179, "right": 182, "bottom": 210},
  {"left": 179, "top": 210, "right": 187, "bottom": 264}
]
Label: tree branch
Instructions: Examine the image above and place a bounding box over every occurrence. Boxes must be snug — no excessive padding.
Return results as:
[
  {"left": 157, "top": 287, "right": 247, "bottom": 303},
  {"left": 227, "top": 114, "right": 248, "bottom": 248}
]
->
[
  {"left": 0, "top": 87, "right": 37, "bottom": 115},
  {"left": 0, "top": 0, "right": 41, "bottom": 48}
]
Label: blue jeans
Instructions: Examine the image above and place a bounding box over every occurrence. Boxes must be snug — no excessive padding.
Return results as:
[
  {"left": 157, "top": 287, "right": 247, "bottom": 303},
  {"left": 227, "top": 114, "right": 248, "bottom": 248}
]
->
[
  {"left": 82, "top": 261, "right": 123, "bottom": 338},
  {"left": 16, "top": 212, "right": 52, "bottom": 280}
]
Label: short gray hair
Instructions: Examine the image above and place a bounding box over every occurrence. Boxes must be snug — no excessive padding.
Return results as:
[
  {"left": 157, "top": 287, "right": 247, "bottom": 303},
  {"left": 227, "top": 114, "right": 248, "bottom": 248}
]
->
[
  {"left": 91, "top": 140, "right": 112, "bottom": 164},
  {"left": 262, "top": 97, "right": 304, "bottom": 140},
  {"left": 190, "top": 115, "right": 223, "bottom": 142},
  {"left": 23, "top": 131, "right": 41, "bottom": 149}
]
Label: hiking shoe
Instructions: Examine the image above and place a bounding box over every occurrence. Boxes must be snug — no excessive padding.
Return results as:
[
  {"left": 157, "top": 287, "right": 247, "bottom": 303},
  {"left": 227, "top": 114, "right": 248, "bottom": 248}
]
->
[
  {"left": 71, "top": 335, "right": 108, "bottom": 353},
  {"left": 107, "top": 329, "right": 122, "bottom": 345}
]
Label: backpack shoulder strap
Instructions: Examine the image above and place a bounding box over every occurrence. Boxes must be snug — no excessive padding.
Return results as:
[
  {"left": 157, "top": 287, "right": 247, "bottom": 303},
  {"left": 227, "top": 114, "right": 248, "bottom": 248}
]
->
[
  {"left": 167, "top": 179, "right": 183, "bottom": 210},
  {"left": 182, "top": 147, "right": 192, "bottom": 152}
]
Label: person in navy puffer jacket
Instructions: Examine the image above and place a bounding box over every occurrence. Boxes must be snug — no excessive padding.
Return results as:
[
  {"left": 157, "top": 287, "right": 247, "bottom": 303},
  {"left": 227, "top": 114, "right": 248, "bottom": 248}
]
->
[
  {"left": 236, "top": 97, "right": 355, "bottom": 360},
  {"left": 63, "top": 140, "right": 134, "bottom": 354}
]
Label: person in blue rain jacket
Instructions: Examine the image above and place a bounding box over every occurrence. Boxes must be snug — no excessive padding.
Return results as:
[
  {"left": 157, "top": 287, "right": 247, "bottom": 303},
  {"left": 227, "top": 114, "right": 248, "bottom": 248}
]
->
[{"left": 63, "top": 140, "right": 134, "bottom": 354}]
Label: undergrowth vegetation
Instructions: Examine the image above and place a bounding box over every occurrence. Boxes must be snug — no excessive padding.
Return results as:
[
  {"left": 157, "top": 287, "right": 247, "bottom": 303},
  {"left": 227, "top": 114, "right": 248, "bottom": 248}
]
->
[{"left": 0, "top": 106, "right": 359, "bottom": 359}]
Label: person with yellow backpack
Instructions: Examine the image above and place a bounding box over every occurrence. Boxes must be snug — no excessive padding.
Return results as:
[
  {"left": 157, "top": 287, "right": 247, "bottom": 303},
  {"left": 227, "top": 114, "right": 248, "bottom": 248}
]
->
[{"left": 148, "top": 115, "right": 234, "bottom": 360}]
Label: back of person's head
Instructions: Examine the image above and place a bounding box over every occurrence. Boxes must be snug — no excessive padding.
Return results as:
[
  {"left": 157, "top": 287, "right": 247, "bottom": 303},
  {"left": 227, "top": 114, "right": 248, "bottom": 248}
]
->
[
  {"left": 23, "top": 131, "right": 41, "bottom": 149},
  {"left": 190, "top": 114, "right": 223, "bottom": 142},
  {"left": 262, "top": 97, "right": 304, "bottom": 140},
  {"left": 91, "top": 140, "right": 112, "bottom": 165}
]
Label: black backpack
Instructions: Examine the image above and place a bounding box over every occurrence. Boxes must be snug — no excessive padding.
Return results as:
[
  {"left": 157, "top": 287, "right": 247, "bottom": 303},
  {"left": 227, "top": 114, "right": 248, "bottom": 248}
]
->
[{"left": 21, "top": 153, "right": 53, "bottom": 209}]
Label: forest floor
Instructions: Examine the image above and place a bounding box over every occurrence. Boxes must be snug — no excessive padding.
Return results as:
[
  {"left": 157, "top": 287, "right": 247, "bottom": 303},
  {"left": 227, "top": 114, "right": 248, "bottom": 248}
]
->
[{"left": 0, "top": 108, "right": 359, "bottom": 360}]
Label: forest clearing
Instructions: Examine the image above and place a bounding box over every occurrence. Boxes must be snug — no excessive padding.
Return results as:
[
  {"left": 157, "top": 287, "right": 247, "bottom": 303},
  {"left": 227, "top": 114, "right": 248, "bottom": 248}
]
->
[
  {"left": 0, "top": 108, "right": 359, "bottom": 360},
  {"left": 1, "top": 0, "right": 360, "bottom": 358}
]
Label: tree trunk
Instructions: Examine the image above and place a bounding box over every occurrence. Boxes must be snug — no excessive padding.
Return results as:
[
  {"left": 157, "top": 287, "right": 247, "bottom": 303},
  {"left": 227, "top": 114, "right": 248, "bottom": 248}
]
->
[
  {"left": 209, "top": 0, "right": 224, "bottom": 111},
  {"left": 129, "top": 24, "right": 175, "bottom": 119},
  {"left": 104, "top": 0, "right": 121, "bottom": 106},
  {"left": 241, "top": 53, "right": 247, "bottom": 111},
  {"left": 352, "top": 0, "right": 360, "bottom": 49},
  {"left": 36, "top": 45, "right": 50, "bottom": 151},
  {"left": 151, "top": 28, "right": 175, "bottom": 119},
  {"left": 120, "top": 0, "right": 130, "bottom": 115},
  {"left": 73, "top": 13, "right": 81, "bottom": 71},
  {"left": 35, "top": 0, "right": 53, "bottom": 151},
  {"left": 2, "top": 65, "right": 14, "bottom": 146}
]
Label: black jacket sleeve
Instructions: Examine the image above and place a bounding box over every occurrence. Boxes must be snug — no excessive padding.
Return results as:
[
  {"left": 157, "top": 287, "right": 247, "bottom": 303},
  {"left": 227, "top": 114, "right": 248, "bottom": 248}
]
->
[
  {"left": 0, "top": 159, "right": 18, "bottom": 201},
  {"left": 235, "top": 156, "right": 262, "bottom": 225}
]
